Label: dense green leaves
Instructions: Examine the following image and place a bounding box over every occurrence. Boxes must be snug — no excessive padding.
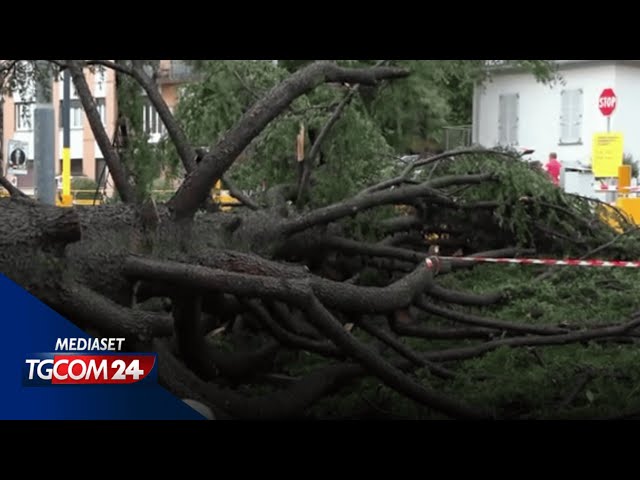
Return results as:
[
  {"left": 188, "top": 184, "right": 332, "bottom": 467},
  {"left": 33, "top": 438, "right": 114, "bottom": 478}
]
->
[
  {"left": 176, "top": 60, "right": 395, "bottom": 204},
  {"left": 115, "top": 68, "right": 180, "bottom": 200},
  {"left": 174, "top": 60, "right": 556, "bottom": 205},
  {"left": 422, "top": 150, "right": 626, "bottom": 252}
]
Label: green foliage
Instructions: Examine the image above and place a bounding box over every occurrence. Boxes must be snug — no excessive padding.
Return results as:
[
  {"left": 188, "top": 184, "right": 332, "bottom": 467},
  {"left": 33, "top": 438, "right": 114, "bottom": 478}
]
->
[
  {"left": 301, "top": 262, "right": 640, "bottom": 419},
  {"left": 176, "top": 60, "right": 395, "bottom": 205},
  {"left": 422, "top": 150, "right": 621, "bottom": 251},
  {"left": 438, "top": 264, "right": 640, "bottom": 419},
  {"left": 175, "top": 60, "right": 558, "bottom": 208},
  {"left": 623, "top": 153, "right": 639, "bottom": 178},
  {"left": 279, "top": 60, "right": 557, "bottom": 152},
  {"left": 364, "top": 61, "right": 455, "bottom": 151},
  {"left": 70, "top": 177, "right": 99, "bottom": 200},
  {"left": 71, "top": 176, "right": 98, "bottom": 191},
  {"left": 115, "top": 67, "right": 180, "bottom": 201},
  {"left": 0, "top": 59, "right": 558, "bottom": 208}
]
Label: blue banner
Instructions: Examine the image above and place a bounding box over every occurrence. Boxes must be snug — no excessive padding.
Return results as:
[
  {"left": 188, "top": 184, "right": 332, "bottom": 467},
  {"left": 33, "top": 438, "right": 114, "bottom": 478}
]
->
[{"left": 0, "top": 274, "right": 205, "bottom": 420}]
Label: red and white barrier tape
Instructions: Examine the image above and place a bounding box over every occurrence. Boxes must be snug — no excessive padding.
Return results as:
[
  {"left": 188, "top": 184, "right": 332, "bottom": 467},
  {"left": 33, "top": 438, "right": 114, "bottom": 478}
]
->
[
  {"left": 596, "top": 185, "right": 640, "bottom": 192},
  {"left": 429, "top": 256, "right": 640, "bottom": 268}
]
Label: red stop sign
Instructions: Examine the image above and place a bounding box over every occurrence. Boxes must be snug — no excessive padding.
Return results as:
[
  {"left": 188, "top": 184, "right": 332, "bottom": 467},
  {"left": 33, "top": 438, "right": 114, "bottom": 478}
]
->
[{"left": 599, "top": 88, "right": 617, "bottom": 116}]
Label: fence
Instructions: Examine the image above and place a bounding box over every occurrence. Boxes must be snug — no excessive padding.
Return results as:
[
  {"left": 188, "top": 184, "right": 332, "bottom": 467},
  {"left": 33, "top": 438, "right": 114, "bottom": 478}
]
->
[{"left": 442, "top": 125, "right": 472, "bottom": 150}]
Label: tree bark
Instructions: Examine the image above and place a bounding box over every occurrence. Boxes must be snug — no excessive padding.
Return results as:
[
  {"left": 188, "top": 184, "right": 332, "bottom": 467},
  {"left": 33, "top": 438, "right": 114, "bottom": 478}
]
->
[
  {"left": 130, "top": 61, "right": 198, "bottom": 174},
  {"left": 68, "top": 61, "right": 135, "bottom": 203}
]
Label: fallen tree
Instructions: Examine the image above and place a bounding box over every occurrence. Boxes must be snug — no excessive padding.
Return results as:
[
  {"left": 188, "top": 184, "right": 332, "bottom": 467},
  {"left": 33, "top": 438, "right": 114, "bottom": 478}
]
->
[{"left": 2, "top": 59, "right": 640, "bottom": 420}]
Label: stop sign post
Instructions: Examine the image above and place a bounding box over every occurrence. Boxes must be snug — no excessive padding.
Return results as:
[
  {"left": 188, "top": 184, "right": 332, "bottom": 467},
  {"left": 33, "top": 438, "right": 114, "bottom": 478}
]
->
[{"left": 599, "top": 88, "right": 617, "bottom": 132}]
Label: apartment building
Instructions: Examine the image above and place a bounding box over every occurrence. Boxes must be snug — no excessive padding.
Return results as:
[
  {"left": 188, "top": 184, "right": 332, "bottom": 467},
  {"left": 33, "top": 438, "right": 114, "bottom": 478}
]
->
[
  {"left": 1, "top": 60, "right": 192, "bottom": 195},
  {"left": 2, "top": 66, "right": 116, "bottom": 195}
]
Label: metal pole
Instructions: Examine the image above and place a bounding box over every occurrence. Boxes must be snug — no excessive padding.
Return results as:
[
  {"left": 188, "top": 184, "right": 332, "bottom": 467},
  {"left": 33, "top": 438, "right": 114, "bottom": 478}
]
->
[
  {"left": 61, "top": 69, "right": 71, "bottom": 204},
  {"left": 606, "top": 115, "right": 612, "bottom": 198},
  {"left": 34, "top": 61, "right": 55, "bottom": 205}
]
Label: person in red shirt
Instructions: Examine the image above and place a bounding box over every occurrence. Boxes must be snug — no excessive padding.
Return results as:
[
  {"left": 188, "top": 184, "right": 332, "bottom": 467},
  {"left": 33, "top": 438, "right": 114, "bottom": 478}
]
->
[{"left": 545, "top": 152, "right": 561, "bottom": 185}]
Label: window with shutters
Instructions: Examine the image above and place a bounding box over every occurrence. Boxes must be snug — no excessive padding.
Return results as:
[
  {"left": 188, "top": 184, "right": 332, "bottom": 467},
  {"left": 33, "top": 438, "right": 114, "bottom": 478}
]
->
[
  {"left": 559, "top": 89, "right": 583, "bottom": 144},
  {"left": 498, "top": 93, "right": 519, "bottom": 145},
  {"left": 58, "top": 99, "right": 84, "bottom": 129},
  {"left": 142, "top": 97, "right": 165, "bottom": 138},
  {"left": 15, "top": 102, "right": 34, "bottom": 131}
]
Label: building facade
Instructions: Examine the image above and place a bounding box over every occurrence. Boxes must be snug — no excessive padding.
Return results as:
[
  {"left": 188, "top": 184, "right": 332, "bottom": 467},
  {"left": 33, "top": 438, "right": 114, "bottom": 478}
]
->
[
  {"left": 2, "top": 66, "right": 117, "bottom": 195},
  {"left": 472, "top": 60, "right": 640, "bottom": 169},
  {"left": 1, "top": 60, "right": 190, "bottom": 196}
]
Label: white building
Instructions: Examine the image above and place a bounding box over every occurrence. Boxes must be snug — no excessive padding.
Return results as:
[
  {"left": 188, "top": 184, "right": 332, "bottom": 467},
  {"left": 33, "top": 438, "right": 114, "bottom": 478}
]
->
[{"left": 472, "top": 60, "right": 640, "bottom": 170}]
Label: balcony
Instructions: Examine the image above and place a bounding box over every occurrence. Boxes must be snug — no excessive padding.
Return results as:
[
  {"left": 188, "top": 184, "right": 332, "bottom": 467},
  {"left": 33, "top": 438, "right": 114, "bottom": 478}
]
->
[{"left": 157, "top": 60, "right": 200, "bottom": 85}]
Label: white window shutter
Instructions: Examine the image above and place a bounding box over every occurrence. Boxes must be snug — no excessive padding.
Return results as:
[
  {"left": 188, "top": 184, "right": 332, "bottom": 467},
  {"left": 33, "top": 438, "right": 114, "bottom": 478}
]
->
[
  {"left": 509, "top": 94, "right": 519, "bottom": 145},
  {"left": 499, "top": 93, "right": 518, "bottom": 145},
  {"left": 572, "top": 89, "right": 583, "bottom": 143},
  {"left": 560, "top": 90, "right": 570, "bottom": 142},
  {"left": 560, "top": 89, "right": 582, "bottom": 144},
  {"left": 498, "top": 95, "right": 506, "bottom": 144}
]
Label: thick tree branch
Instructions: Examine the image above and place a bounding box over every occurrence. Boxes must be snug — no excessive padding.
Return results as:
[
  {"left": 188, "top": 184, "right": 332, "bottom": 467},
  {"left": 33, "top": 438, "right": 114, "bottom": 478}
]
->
[
  {"left": 58, "top": 283, "right": 173, "bottom": 340},
  {"left": 155, "top": 338, "right": 365, "bottom": 419},
  {"left": 281, "top": 173, "right": 496, "bottom": 236},
  {"left": 171, "top": 292, "right": 279, "bottom": 381},
  {"left": 360, "top": 148, "right": 516, "bottom": 195},
  {"left": 357, "top": 318, "right": 455, "bottom": 379},
  {"left": 268, "top": 301, "right": 323, "bottom": 339},
  {"left": 168, "top": 60, "right": 409, "bottom": 220},
  {"left": 303, "top": 297, "right": 487, "bottom": 419},
  {"left": 124, "top": 255, "right": 436, "bottom": 314},
  {"left": 83, "top": 59, "right": 198, "bottom": 174},
  {"left": 317, "top": 235, "right": 427, "bottom": 262},
  {"left": 415, "top": 298, "right": 568, "bottom": 336},
  {"left": 0, "top": 198, "right": 81, "bottom": 249},
  {"left": 424, "top": 317, "right": 640, "bottom": 363},
  {"left": 0, "top": 175, "right": 31, "bottom": 199},
  {"left": 296, "top": 85, "right": 358, "bottom": 204},
  {"left": 245, "top": 299, "right": 342, "bottom": 358},
  {"left": 389, "top": 317, "right": 496, "bottom": 340},
  {"left": 125, "top": 255, "right": 314, "bottom": 306},
  {"left": 221, "top": 175, "right": 260, "bottom": 210},
  {"left": 85, "top": 59, "right": 134, "bottom": 76},
  {"left": 68, "top": 61, "right": 135, "bottom": 203}
]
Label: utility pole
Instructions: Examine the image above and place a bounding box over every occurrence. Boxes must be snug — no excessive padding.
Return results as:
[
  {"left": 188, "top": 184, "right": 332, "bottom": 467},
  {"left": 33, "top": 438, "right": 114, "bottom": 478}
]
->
[
  {"left": 61, "top": 68, "right": 72, "bottom": 206},
  {"left": 34, "top": 61, "right": 55, "bottom": 205}
]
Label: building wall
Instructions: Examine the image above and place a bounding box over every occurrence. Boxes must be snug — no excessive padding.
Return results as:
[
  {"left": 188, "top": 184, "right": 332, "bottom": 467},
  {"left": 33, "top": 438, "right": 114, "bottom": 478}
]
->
[
  {"left": 2, "top": 60, "right": 185, "bottom": 196},
  {"left": 161, "top": 84, "right": 180, "bottom": 110},
  {"left": 2, "top": 64, "right": 118, "bottom": 194},
  {"left": 474, "top": 63, "right": 619, "bottom": 166},
  {"left": 609, "top": 64, "right": 640, "bottom": 164}
]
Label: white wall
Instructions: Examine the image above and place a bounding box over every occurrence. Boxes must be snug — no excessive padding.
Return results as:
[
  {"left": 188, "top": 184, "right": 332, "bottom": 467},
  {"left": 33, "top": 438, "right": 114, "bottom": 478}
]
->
[
  {"left": 60, "top": 131, "right": 84, "bottom": 159},
  {"left": 610, "top": 64, "right": 640, "bottom": 163},
  {"left": 474, "top": 64, "right": 618, "bottom": 166},
  {"left": 11, "top": 131, "right": 83, "bottom": 161}
]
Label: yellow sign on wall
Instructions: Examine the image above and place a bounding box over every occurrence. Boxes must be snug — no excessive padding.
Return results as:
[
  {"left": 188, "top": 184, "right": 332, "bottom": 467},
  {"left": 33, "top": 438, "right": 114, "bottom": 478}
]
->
[{"left": 592, "top": 132, "right": 624, "bottom": 177}]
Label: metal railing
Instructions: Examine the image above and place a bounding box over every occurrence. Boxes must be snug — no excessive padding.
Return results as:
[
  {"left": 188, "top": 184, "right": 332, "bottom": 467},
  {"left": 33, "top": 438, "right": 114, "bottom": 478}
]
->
[{"left": 443, "top": 125, "right": 472, "bottom": 150}]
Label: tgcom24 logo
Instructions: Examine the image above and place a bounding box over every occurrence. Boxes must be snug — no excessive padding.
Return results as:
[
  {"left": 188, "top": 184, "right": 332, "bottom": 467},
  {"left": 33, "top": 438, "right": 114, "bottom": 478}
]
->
[{"left": 23, "top": 337, "right": 157, "bottom": 386}]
